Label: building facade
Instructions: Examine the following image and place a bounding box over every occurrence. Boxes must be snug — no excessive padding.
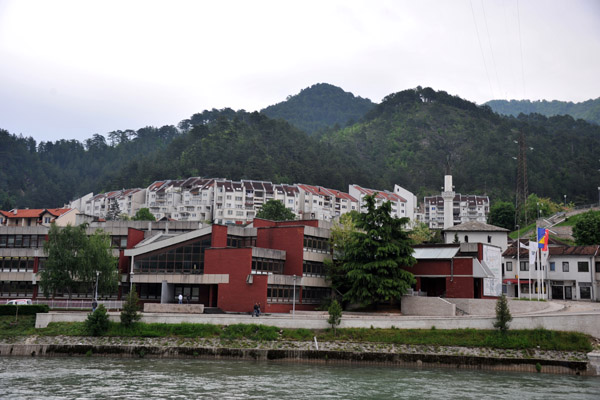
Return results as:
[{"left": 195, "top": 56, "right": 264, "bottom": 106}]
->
[{"left": 348, "top": 184, "right": 408, "bottom": 220}]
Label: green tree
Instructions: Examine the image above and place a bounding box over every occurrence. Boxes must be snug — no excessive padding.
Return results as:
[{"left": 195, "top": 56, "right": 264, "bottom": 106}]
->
[
  {"left": 120, "top": 285, "right": 142, "bottom": 327},
  {"left": 85, "top": 304, "right": 110, "bottom": 336},
  {"left": 337, "top": 194, "right": 416, "bottom": 308},
  {"left": 487, "top": 201, "right": 515, "bottom": 230},
  {"left": 572, "top": 211, "right": 600, "bottom": 245},
  {"left": 132, "top": 208, "right": 156, "bottom": 221},
  {"left": 41, "top": 224, "right": 118, "bottom": 300},
  {"left": 256, "top": 199, "right": 296, "bottom": 221},
  {"left": 493, "top": 294, "right": 512, "bottom": 333},
  {"left": 409, "top": 222, "right": 436, "bottom": 244},
  {"left": 327, "top": 299, "right": 342, "bottom": 335}
]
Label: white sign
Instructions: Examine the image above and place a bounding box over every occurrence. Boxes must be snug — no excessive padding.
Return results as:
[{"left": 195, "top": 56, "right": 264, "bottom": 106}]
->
[{"left": 483, "top": 245, "right": 502, "bottom": 297}]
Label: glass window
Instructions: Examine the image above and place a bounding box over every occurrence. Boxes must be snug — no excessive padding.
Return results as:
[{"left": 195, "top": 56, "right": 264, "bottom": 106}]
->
[
  {"left": 580, "top": 286, "right": 591, "bottom": 300},
  {"left": 577, "top": 262, "right": 589, "bottom": 273},
  {"left": 520, "top": 261, "right": 528, "bottom": 271},
  {"left": 596, "top": 262, "right": 600, "bottom": 273},
  {"left": 550, "top": 262, "right": 555, "bottom": 272},
  {"left": 562, "top": 262, "right": 569, "bottom": 272},
  {"left": 505, "top": 261, "right": 512, "bottom": 272}
]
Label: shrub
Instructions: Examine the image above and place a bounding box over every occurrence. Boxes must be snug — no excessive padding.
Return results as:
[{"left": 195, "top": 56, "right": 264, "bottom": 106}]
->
[
  {"left": 84, "top": 304, "right": 109, "bottom": 336},
  {"left": 328, "top": 299, "right": 342, "bottom": 334},
  {"left": 120, "top": 286, "right": 141, "bottom": 327}
]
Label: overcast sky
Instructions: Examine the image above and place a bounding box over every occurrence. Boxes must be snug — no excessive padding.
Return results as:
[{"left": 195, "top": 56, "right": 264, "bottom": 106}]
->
[{"left": 1, "top": 0, "right": 599, "bottom": 143}]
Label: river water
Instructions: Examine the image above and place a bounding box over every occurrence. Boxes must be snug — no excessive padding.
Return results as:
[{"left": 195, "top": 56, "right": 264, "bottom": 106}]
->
[{"left": 1, "top": 357, "right": 599, "bottom": 399}]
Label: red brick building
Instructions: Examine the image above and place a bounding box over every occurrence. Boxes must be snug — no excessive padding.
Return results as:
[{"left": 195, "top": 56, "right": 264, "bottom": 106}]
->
[{"left": 124, "top": 219, "right": 331, "bottom": 313}]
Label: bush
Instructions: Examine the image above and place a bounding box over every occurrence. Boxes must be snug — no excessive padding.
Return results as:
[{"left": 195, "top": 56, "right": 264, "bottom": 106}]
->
[
  {"left": 84, "top": 304, "right": 109, "bottom": 336},
  {"left": 0, "top": 305, "right": 50, "bottom": 315},
  {"left": 120, "top": 286, "right": 141, "bottom": 327},
  {"left": 328, "top": 299, "right": 342, "bottom": 334}
]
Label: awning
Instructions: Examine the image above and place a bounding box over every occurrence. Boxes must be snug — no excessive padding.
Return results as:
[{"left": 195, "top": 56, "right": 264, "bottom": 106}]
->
[{"left": 503, "top": 279, "right": 533, "bottom": 284}]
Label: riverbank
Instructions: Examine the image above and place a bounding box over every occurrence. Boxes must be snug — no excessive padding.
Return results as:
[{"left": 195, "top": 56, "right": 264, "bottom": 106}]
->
[{"left": 1, "top": 335, "right": 597, "bottom": 376}]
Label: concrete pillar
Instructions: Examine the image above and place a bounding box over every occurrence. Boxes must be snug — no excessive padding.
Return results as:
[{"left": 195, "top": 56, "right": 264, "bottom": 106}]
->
[
  {"left": 161, "top": 280, "right": 174, "bottom": 304},
  {"left": 442, "top": 175, "right": 455, "bottom": 229}
]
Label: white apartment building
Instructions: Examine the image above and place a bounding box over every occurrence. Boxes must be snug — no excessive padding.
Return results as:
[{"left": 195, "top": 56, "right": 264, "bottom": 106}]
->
[
  {"left": 348, "top": 184, "right": 407, "bottom": 220},
  {"left": 79, "top": 188, "right": 146, "bottom": 219},
  {"left": 297, "top": 184, "right": 358, "bottom": 221},
  {"left": 423, "top": 194, "right": 489, "bottom": 229},
  {"left": 393, "top": 184, "right": 417, "bottom": 222}
]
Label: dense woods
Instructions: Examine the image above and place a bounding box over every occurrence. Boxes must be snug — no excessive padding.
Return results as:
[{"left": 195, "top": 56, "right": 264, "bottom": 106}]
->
[
  {"left": 1, "top": 84, "right": 600, "bottom": 210},
  {"left": 486, "top": 98, "right": 600, "bottom": 126}
]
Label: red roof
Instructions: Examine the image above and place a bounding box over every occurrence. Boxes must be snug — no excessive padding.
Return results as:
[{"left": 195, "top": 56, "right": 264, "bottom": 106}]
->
[
  {"left": 351, "top": 185, "right": 406, "bottom": 203},
  {"left": 1, "top": 208, "right": 71, "bottom": 219}
]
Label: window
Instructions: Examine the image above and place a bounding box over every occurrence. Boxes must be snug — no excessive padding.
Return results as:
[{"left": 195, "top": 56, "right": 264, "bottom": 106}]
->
[
  {"left": 252, "top": 258, "right": 284, "bottom": 274},
  {"left": 464, "top": 235, "right": 469, "bottom": 243},
  {"left": 596, "top": 262, "right": 600, "bottom": 273},
  {"left": 505, "top": 261, "right": 512, "bottom": 272},
  {"left": 301, "top": 286, "right": 330, "bottom": 304},
  {"left": 562, "top": 262, "right": 569, "bottom": 272},
  {"left": 44, "top": 217, "right": 51, "bottom": 224},
  {"left": 487, "top": 235, "right": 492, "bottom": 243},
  {"left": 267, "top": 284, "right": 298, "bottom": 303},
  {"left": 578, "top": 262, "right": 589, "bottom": 273},
  {"left": 550, "top": 262, "right": 555, "bottom": 272},
  {"left": 520, "top": 261, "right": 528, "bottom": 271},
  {"left": 303, "top": 261, "right": 326, "bottom": 277},
  {"left": 580, "top": 285, "right": 591, "bottom": 300}
]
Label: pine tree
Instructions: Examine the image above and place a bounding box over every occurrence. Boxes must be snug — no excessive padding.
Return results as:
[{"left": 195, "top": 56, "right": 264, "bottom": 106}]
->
[
  {"left": 493, "top": 294, "right": 512, "bottom": 333},
  {"left": 120, "top": 285, "right": 142, "bottom": 327}
]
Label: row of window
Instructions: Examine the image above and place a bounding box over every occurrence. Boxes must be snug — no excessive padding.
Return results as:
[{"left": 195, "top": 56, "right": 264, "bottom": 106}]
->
[
  {"left": 0, "top": 281, "right": 34, "bottom": 296},
  {"left": 506, "top": 261, "right": 600, "bottom": 273},
  {"left": 303, "top": 236, "right": 330, "bottom": 253},
  {"left": 0, "top": 235, "right": 47, "bottom": 248},
  {"left": 0, "top": 257, "right": 35, "bottom": 272},
  {"left": 252, "top": 258, "right": 285, "bottom": 274},
  {"left": 302, "top": 260, "right": 326, "bottom": 277},
  {"left": 134, "top": 237, "right": 211, "bottom": 274},
  {"left": 227, "top": 236, "right": 256, "bottom": 248},
  {"left": 266, "top": 284, "right": 330, "bottom": 304}
]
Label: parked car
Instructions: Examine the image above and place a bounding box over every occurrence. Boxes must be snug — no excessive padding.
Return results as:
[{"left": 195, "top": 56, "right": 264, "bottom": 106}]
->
[{"left": 6, "top": 299, "right": 32, "bottom": 305}]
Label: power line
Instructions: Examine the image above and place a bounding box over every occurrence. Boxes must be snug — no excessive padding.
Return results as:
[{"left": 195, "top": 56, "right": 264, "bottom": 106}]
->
[
  {"left": 481, "top": 0, "right": 501, "bottom": 98},
  {"left": 470, "top": 0, "right": 494, "bottom": 99},
  {"left": 516, "top": 0, "right": 526, "bottom": 99}
]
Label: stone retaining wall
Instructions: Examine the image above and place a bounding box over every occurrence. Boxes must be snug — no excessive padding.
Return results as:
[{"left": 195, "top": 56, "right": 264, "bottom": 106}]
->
[
  {"left": 0, "top": 343, "right": 592, "bottom": 375},
  {"left": 143, "top": 304, "right": 204, "bottom": 314}
]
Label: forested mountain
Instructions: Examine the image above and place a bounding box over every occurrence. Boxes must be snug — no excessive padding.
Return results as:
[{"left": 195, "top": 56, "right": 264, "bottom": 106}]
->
[
  {"left": 0, "top": 126, "right": 180, "bottom": 209},
  {"left": 261, "top": 83, "right": 375, "bottom": 134},
  {"left": 321, "top": 87, "right": 600, "bottom": 204},
  {"left": 2, "top": 86, "right": 600, "bottom": 210},
  {"left": 485, "top": 98, "right": 600, "bottom": 125}
]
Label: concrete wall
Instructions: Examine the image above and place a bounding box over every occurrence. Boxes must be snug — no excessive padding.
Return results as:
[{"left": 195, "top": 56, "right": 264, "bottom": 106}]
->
[
  {"left": 401, "top": 296, "right": 456, "bottom": 316},
  {"left": 35, "top": 311, "right": 600, "bottom": 339},
  {"left": 144, "top": 303, "right": 204, "bottom": 313},
  {"left": 446, "top": 298, "right": 552, "bottom": 316}
]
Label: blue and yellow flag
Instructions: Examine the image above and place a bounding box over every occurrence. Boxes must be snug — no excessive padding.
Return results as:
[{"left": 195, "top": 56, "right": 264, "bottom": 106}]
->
[{"left": 537, "top": 228, "right": 549, "bottom": 251}]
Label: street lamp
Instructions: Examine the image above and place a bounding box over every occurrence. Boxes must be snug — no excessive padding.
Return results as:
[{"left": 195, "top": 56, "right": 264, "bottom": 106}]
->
[
  {"left": 564, "top": 195, "right": 567, "bottom": 208},
  {"left": 94, "top": 271, "right": 99, "bottom": 302},
  {"left": 598, "top": 187, "right": 600, "bottom": 208},
  {"left": 292, "top": 275, "right": 297, "bottom": 318}
]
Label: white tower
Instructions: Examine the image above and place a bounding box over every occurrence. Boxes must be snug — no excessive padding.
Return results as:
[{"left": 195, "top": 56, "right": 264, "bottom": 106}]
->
[{"left": 442, "top": 175, "right": 455, "bottom": 229}]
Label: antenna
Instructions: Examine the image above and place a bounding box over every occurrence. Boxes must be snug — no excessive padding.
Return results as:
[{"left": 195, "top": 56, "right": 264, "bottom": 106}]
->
[{"left": 515, "top": 130, "right": 529, "bottom": 227}]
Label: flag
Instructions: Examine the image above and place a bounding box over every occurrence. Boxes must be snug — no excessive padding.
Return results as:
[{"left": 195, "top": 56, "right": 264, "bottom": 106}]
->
[
  {"left": 529, "top": 241, "right": 537, "bottom": 265},
  {"left": 537, "top": 228, "right": 549, "bottom": 251}
]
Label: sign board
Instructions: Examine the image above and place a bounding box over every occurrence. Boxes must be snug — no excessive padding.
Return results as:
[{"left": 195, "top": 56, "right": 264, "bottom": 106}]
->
[{"left": 483, "top": 245, "right": 502, "bottom": 297}]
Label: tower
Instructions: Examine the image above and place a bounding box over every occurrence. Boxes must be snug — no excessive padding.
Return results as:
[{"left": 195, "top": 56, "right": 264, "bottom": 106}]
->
[{"left": 442, "top": 175, "right": 455, "bottom": 229}]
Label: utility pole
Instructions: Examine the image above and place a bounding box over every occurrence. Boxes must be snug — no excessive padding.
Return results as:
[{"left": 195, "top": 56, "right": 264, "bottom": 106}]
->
[{"left": 515, "top": 130, "right": 529, "bottom": 227}]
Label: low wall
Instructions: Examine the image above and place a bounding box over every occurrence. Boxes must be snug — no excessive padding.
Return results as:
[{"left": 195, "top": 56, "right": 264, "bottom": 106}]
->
[
  {"left": 143, "top": 304, "right": 204, "bottom": 314},
  {"left": 446, "top": 299, "right": 551, "bottom": 316},
  {"left": 35, "top": 312, "right": 600, "bottom": 339},
  {"left": 401, "top": 296, "right": 455, "bottom": 316}
]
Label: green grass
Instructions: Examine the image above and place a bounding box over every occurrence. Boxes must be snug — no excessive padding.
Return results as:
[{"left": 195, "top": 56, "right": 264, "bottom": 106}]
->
[
  {"left": 0, "top": 315, "right": 37, "bottom": 336},
  {"left": 555, "top": 210, "right": 600, "bottom": 227},
  {"left": 11, "top": 319, "right": 593, "bottom": 352},
  {"left": 509, "top": 222, "right": 537, "bottom": 240}
]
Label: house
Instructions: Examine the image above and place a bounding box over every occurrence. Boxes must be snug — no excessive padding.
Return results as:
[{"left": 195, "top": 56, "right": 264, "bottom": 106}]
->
[
  {"left": 443, "top": 221, "right": 509, "bottom": 253},
  {"left": 0, "top": 208, "right": 75, "bottom": 227},
  {"left": 297, "top": 184, "right": 358, "bottom": 221},
  {"left": 408, "top": 242, "right": 502, "bottom": 299},
  {"left": 502, "top": 241, "right": 600, "bottom": 301}
]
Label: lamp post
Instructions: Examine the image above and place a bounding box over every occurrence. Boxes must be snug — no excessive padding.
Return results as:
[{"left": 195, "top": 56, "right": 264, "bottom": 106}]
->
[
  {"left": 292, "top": 275, "right": 296, "bottom": 318},
  {"left": 564, "top": 194, "right": 567, "bottom": 208},
  {"left": 94, "top": 271, "right": 99, "bottom": 302},
  {"left": 516, "top": 224, "right": 520, "bottom": 299},
  {"left": 597, "top": 187, "right": 600, "bottom": 208}
]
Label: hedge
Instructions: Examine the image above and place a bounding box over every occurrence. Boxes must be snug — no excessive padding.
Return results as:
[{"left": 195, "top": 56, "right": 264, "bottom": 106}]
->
[{"left": 0, "top": 304, "right": 50, "bottom": 315}]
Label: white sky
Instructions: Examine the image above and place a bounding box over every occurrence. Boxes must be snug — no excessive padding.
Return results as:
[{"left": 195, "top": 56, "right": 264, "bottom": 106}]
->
[{"left": 1, "top": 0, "right": 599, "bottom": 142}]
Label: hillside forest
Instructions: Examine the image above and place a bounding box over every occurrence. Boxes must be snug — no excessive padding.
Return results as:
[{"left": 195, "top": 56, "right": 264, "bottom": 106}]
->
[{"left": 1, "top": 85, "right": 599, "bottom": 213}]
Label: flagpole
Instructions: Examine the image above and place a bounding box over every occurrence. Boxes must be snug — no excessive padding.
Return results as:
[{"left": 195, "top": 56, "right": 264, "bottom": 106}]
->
[
  {"left": 537, "top": 244, "right": 541, "bottom": 301},
  {"left": 517, "top": 227, "right": 521, "bottom": 299}
]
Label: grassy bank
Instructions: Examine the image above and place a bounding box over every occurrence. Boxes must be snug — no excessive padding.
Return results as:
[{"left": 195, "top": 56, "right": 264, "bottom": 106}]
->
[{"left": 1, "top": 316, "right": 592, "bottom": 352}]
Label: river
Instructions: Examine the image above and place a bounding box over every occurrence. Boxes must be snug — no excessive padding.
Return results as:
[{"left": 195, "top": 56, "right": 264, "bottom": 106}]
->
[{"left": 1, "top": 357, "right": 599, "bottom": 399}]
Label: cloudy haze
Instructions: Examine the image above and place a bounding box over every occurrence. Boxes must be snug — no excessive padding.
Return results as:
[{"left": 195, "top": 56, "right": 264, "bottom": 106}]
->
[{"left": 1, "top": 0, "right": 599, "bottom": 142}]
